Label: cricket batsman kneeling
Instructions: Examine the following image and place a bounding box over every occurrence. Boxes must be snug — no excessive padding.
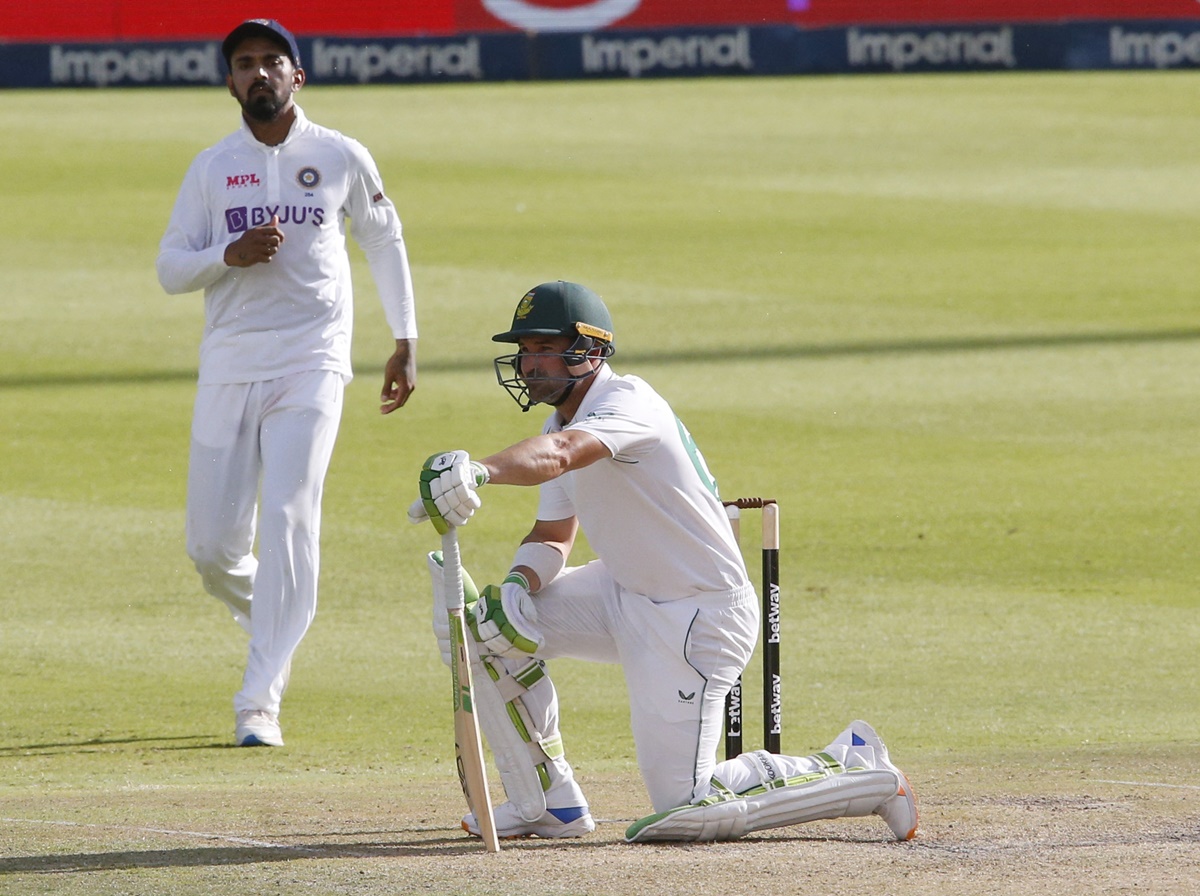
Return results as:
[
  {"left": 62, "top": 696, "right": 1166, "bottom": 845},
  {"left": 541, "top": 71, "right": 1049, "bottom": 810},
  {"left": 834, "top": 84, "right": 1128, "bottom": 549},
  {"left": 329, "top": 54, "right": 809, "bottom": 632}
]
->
[{"left": 410, "top": 281, "right": 919, "bottom": 843}]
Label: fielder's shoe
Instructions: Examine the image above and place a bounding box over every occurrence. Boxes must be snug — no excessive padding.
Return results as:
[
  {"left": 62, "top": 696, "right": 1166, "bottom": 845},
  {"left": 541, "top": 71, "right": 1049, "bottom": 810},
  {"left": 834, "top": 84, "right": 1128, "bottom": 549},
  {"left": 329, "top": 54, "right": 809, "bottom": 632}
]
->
[
  {"left": 235, "top": 709, "right": 284, "bottom": 747},
  {"left": 463, "top": 779, "right": 594, "bottom": 839},
  {"left": 835, "top": 720, "right": 919, "bottom": 841}
]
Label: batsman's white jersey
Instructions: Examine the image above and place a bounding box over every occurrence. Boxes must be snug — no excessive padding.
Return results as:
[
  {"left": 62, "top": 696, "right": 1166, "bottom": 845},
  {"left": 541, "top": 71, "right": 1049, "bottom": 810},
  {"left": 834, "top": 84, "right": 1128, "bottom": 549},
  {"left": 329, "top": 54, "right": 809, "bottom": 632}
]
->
[
  {"left": 538, "top": 365, "right": 748, "bottom": 600},
  {"left": 529, "top": 364, "right": 759, "bottom": 810},
  {"left": 157, "top": 105, "right": 417, "bottom": 384}
]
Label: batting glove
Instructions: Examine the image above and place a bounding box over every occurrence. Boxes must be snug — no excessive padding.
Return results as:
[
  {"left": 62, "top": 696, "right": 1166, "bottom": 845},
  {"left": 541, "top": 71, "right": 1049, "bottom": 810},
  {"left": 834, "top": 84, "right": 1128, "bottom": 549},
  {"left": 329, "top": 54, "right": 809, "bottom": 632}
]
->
[
  {"left": 469, "top": 573, "right": 543, "bottom": 659},
  {"left": 417, "top": 450, "right": 489, "bottom": 535}
]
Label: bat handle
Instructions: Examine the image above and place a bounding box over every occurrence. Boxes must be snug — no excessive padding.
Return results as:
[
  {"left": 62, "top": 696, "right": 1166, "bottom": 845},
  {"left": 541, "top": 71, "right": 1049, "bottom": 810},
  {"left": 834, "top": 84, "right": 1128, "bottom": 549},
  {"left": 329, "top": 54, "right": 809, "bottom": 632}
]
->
[{"left": 441, "top": 526, "right": 465, "bottom": 613}]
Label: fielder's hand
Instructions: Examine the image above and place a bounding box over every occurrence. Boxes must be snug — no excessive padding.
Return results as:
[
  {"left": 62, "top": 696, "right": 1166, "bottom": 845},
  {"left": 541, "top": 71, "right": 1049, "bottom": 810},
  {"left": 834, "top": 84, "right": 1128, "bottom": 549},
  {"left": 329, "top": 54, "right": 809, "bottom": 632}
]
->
[
  {"left": 380, "top": 338, "right": 416, "bottom": 415},
  {"left": 224, "top": 214, "right": 285, "bottom": 267},
  {"left": 470, "top": 573, "right": 543, "bottom": 658},
  {"left": 417, "top": 450, "right": 489, "bottom": 535}
]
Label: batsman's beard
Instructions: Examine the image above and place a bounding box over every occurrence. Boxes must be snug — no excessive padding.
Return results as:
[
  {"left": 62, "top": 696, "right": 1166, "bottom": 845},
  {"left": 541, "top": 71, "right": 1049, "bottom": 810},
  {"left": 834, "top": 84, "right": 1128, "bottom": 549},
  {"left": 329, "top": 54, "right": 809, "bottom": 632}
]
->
[
  {"left": 524, "top": 375, "right": 573, "bottom": 408},
  {"left": 522, "top": 362, "right": 598, "bottom": 409}
]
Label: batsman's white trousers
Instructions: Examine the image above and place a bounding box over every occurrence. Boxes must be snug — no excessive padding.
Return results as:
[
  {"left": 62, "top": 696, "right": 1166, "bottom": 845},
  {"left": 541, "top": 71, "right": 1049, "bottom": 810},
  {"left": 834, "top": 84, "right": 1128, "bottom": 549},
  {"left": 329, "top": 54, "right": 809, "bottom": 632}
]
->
[
  {"left": 185, "top": 370, "right": 344, "bottom": 716},
  {"left": 532, "top": 561, "right": 758, "bottom": 812}
]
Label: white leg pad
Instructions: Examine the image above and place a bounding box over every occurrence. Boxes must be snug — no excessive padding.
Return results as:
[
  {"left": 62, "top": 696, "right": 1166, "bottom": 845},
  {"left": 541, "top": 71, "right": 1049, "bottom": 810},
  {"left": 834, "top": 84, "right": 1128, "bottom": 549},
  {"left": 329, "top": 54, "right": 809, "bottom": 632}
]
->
[
  {"left": 470, "top": 649, "right": 549, "bottom": 822},
  {"left": 626, "top": 760, "right": 900, "bottom": 843},
  {"left": 426, "top": 552, "right": 547, "bottom": 822}
]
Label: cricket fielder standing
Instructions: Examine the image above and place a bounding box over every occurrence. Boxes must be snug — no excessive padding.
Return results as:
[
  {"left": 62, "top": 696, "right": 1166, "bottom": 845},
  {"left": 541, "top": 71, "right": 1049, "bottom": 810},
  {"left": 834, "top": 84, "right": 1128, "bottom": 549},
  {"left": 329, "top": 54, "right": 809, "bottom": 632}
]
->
[
  {"left": 411, "top": 281, "right": 918, "bottom": 842},
  {"left": 157, "top": 19, "right": 418, "bottom": 747}
]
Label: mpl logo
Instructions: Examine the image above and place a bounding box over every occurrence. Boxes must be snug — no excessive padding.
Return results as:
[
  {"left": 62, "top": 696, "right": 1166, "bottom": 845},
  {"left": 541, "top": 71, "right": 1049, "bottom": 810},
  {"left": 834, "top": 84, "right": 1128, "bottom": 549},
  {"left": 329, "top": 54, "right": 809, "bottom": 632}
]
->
[
  {"left": 226, "top": 174, "right": 261, "bottom": 189},
  {"left": 481, "top": 0, "right": 640, "bottom": 31}
]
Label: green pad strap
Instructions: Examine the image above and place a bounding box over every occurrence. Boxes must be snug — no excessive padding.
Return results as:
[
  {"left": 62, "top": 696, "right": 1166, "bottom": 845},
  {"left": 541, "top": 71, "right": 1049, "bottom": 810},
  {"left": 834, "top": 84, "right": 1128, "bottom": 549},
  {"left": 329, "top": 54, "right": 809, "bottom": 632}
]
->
[
  {"left": 812, "top": 751, "right": 847, "bottom": 773},
  {"left": 538, "top": 733, "right": 565, "bottom": 762},
  {"left": 512, "top": 660, "right": 546, "bottom": 690}
]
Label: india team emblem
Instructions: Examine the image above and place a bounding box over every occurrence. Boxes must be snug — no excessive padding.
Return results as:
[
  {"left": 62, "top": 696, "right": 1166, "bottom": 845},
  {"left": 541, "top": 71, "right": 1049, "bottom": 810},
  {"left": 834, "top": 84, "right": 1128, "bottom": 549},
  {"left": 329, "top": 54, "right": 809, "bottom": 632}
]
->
[{"left": 297, "top": 167, "right": 321, "bottom": 189}]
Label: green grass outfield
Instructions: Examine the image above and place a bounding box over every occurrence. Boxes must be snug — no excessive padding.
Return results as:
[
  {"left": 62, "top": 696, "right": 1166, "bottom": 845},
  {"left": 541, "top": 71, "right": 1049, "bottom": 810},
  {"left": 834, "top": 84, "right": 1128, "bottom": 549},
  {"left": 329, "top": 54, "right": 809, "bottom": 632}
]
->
[{"left": 1, "top": 72, "right": 1198, "bottom": 894}]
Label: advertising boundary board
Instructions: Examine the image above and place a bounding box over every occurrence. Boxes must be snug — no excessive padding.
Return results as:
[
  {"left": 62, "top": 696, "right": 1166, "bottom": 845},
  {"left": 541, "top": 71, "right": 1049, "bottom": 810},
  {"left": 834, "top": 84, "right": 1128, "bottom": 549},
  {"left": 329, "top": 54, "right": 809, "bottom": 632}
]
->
[{"left": 3, "top": 21, "right": 1200, "bottom": 88}]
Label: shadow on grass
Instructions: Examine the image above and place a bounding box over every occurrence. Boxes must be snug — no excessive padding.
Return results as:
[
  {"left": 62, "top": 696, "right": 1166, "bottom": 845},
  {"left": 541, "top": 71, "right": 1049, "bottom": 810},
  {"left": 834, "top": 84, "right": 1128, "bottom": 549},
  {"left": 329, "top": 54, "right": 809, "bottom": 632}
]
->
[
  {"left": 625, "top": 325, "right": 1200, "bottom": 365},
  {"left": 0, "top": 834, "right": 605, "bottom": 873},
  {"left": 0, "top": 735, "right": 225, "bottom": 755},
  {"left": 4, "top": 326, "right": 1200, "bottom": 389}
]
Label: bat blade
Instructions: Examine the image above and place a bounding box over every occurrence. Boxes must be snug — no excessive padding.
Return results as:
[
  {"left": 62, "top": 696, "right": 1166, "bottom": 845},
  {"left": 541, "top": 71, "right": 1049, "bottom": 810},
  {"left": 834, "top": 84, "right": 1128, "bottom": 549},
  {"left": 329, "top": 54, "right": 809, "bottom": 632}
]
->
[{"left": 444, "top": 530, "right": 500, "bottom": 853}]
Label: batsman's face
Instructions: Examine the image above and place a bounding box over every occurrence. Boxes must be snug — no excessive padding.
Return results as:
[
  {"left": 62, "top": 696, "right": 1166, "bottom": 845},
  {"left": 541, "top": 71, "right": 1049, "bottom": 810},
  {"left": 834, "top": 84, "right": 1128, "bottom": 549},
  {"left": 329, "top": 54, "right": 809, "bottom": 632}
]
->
[
  {"left": 226, "top": 37, "right": 304, "bottom": 123},
  {"left": 515, "top": 335, "right": 575, "bottom": 405}
]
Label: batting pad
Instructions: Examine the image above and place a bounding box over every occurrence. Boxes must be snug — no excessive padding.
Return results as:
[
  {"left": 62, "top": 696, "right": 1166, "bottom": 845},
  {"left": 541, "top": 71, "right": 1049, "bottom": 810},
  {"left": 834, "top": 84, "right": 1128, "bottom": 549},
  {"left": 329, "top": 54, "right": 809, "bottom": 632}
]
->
[
  {"left": 625, "top": 767, "right": 900, "bottom": 842},
  {"left": 427, "top": 551, "right": 547, "bottom": 823},
  {"left": 471, "top": 651, "right": 549, "bottom": 823}
]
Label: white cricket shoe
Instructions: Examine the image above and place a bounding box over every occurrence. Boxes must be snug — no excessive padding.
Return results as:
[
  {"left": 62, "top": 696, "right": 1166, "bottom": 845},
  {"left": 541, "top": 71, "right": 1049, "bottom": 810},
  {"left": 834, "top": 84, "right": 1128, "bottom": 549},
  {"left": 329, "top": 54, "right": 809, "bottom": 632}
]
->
[
  {"left": 834, "top": 720, "right": 918, "bottom": 841},
  {"left": 235, "top": 709, "right": 284, "bottom": 747},
  {"left": 463, "top": 779, "right": 594, "bottom": 839}
]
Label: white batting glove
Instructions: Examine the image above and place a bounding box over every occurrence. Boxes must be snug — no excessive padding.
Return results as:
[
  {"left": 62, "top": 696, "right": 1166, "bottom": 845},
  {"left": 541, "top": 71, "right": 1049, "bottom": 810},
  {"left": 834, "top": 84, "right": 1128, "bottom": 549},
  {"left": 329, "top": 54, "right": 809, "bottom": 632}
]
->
[
  {"left": 407, "top": 497, "right": 430, "bottom": 526},
  {"left": 417, "top": 450, "right": 489, "bottom": 535},
  {"left": 469, "top": 573, "right": 544, "bottom": 659}
]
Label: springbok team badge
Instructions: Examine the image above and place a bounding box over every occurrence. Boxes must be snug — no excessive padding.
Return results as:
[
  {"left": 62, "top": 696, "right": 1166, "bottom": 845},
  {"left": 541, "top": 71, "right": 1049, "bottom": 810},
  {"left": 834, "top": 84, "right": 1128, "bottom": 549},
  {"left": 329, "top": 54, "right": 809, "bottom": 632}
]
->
[{"left": 514, "top": 292, "right": 535, "bottom": 320}]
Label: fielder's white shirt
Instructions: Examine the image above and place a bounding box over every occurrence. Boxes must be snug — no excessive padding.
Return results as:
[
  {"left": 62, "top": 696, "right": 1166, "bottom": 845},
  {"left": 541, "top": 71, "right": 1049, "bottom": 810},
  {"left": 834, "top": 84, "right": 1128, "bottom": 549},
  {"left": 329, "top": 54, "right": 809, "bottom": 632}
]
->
[
  {"left": 537, "top": 364, "right": 749, "bottom": 600},
  {"left": 156, "top": 106, "right": 416, "bottom": 385}
]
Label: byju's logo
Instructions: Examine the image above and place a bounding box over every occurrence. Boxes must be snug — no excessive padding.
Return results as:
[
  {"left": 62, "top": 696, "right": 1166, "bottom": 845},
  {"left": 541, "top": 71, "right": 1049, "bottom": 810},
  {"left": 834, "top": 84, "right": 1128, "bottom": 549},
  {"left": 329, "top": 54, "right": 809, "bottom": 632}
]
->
[
  {"left": 225, "top": 207, "right": 250, "bottom": 232},
  {"left": 225, "top": 205, "right": 326, "bottom": 233},
  {"left": 482, "top": 0, "right": 639, "bottom": 31}
]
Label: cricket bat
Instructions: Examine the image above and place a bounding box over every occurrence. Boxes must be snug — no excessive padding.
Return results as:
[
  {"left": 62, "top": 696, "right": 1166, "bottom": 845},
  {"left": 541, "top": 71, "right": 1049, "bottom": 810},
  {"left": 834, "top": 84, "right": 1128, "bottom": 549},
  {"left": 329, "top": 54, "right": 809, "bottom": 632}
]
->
[{"left": 442, "top": 527, "right": 500, "bottom": 853}]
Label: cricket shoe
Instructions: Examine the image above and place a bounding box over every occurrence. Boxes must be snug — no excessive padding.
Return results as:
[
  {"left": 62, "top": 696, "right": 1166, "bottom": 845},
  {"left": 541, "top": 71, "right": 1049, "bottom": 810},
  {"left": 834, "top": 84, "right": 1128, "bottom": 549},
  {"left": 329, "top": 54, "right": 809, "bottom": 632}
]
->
[
  {"left": 463, "top": 779, "right": 594, "bottom": 839},
  {"left": 833, "top": 720, "right": 918, "bottom": 841},
  {"left": 235, "top": 709, "right": 284, "bottom": 747}
]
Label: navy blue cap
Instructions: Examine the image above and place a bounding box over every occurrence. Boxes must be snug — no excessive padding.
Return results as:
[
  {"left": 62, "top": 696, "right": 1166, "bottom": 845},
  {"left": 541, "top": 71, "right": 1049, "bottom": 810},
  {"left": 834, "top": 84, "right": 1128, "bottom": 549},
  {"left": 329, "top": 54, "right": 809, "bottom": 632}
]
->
[{"left": 222, "top": 19, "right": 301, "bottom": 70}]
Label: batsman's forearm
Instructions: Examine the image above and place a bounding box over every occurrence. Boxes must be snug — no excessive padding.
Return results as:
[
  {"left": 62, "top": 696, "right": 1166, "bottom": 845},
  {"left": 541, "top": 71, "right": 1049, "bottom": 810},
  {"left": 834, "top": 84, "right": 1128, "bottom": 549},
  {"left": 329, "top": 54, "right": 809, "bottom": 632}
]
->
[
  {"left": 481, "top": 434, "right": 570, "bottom": 486},
  {"left": 483, "top": 430, "right": 608, "bottom": 486}
]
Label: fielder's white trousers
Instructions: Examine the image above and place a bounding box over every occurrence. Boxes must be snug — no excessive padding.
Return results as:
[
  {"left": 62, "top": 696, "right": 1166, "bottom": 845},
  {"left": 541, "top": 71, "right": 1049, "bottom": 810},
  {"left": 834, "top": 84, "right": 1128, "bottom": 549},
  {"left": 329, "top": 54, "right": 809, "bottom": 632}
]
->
[
  {"left": 532, "top": 561, "right": 758, "bottom": 812},
  {"left": 185, "top": 370, "right": 344, "bottom": 717}
]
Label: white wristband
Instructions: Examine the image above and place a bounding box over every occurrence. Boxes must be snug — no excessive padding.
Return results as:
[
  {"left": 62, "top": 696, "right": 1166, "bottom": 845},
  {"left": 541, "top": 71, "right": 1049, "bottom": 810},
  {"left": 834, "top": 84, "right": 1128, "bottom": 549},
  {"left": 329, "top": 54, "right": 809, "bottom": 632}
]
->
[{"left": 511, "top": 541, "right": 565, "bottom": 593}]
